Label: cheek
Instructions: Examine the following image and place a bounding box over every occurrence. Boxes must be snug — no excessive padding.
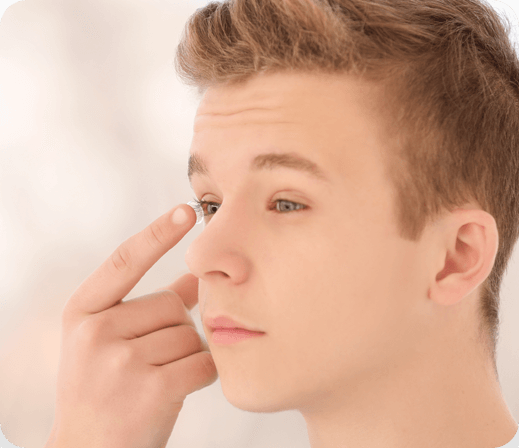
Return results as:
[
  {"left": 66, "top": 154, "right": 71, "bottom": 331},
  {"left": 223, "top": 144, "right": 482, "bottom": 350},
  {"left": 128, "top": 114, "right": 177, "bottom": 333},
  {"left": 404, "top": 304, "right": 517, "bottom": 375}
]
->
[{"left": 279, "top": 230, "right": 388, "bottom": 335}]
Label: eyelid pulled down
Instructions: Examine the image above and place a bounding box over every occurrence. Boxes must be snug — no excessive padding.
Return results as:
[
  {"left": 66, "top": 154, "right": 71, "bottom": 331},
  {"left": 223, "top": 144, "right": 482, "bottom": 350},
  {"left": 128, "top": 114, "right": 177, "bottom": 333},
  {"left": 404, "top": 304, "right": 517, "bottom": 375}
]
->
[{"left": 187, "top": 198, "right": 308, "bottom": 224}]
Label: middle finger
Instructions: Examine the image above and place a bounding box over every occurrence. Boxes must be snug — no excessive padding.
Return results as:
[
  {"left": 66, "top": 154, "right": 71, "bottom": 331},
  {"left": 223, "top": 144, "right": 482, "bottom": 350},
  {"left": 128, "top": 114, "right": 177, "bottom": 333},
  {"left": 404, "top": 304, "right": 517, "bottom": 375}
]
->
[
  {"left": 131, "top": 324, "right": 208, "bottom": 366},
  {"left": 103, "top": 290, "right": 195, "bottom": 340}
]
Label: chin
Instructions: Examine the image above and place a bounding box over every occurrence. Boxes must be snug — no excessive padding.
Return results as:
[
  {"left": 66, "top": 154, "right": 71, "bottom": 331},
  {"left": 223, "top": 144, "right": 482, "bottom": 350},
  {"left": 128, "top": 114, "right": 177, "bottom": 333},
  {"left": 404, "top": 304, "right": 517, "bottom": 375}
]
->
[{"left": 220, "top": 374, "right": 301, "bottom": 414}]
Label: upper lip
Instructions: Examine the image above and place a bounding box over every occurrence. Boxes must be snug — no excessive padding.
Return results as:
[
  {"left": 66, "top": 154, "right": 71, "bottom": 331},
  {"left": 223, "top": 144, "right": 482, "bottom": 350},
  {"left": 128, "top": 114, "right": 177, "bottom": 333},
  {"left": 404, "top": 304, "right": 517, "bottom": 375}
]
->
[{"left": 204, "top": 315, "right": 265, "bottom": 333}]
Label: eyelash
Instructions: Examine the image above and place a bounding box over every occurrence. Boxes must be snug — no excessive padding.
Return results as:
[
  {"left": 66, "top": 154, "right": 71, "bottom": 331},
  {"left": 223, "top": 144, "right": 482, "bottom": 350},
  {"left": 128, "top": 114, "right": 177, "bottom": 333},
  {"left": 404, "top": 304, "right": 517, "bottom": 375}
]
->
[{"left": 191, "top": 197, "right": 308, "bottom": 218}]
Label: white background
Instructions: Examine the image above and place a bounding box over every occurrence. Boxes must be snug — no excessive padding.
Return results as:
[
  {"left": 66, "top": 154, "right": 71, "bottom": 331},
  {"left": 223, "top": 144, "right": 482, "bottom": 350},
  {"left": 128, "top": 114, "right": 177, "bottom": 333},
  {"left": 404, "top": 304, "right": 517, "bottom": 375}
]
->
[{"left": 0, "top": 1, "right": 518, "bottom": 447}]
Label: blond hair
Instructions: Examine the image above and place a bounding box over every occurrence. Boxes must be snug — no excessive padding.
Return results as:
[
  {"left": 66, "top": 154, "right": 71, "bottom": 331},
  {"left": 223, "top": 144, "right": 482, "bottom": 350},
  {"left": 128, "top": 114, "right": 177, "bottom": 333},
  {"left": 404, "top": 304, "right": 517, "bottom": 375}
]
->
[{"left": 175, "top": 0, "right": 519, "bottom": 377}]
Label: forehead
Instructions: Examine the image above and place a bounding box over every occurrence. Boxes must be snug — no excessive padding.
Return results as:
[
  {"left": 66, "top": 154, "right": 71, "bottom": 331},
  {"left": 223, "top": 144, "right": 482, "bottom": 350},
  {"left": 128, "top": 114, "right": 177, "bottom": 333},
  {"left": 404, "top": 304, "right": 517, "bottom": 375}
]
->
[
  {"left": 193, "top": 71, "right": 385, "bottom": 137},
  {"left": 190, "top": 71, "right": 389, "bottom": 186},
  {"left": 194, "top": 71, "right": 377, "bottom": 122}
]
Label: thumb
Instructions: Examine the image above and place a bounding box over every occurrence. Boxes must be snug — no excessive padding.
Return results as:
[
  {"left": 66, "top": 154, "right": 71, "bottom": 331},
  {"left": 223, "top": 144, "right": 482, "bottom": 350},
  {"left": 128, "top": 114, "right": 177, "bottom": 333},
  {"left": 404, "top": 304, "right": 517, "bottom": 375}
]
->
[
  {"left": 154, "top": 270, "right": 193, "bottom": 293},
  {"left": 155, "top": 270, "right": 200, "bottom": 311}
]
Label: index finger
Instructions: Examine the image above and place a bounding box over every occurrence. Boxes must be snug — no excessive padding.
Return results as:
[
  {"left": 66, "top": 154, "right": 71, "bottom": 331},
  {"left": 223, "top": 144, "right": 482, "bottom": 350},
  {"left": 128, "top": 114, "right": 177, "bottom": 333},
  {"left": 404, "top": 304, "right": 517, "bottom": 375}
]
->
[{"left": 65, "top": 204, "right": 197, "bottom": 316}]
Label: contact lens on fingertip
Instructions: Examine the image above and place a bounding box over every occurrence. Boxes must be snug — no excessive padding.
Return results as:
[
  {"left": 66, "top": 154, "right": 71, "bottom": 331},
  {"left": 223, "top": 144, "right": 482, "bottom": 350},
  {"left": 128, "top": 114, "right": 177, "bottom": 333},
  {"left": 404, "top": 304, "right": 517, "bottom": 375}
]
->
[{"left": 187, "top": 201, "right": 204, "bottom": 224}]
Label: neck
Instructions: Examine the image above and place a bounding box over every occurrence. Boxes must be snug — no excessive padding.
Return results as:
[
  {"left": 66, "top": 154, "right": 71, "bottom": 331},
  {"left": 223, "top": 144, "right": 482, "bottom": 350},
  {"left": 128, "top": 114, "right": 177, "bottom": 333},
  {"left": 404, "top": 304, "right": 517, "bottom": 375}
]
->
[{"left": 302, "top": 335, "right": 517, "bottom": 448}]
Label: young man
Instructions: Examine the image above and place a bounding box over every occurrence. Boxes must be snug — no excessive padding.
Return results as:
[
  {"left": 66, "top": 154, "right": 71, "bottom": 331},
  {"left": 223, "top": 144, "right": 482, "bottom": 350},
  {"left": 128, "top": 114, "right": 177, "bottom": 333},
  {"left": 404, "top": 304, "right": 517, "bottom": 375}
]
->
[{"left": 46, "top": 1, "right": 519, "bottom": 447}]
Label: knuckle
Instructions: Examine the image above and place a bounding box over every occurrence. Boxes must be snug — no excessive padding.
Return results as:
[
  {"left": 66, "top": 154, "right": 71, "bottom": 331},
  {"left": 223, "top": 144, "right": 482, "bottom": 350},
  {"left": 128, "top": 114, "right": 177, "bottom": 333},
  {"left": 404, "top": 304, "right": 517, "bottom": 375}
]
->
[
  {"left": 110, "top": 244, "right": 133, "bottom": 275},
  {"left": 75, "top": 314, "right": 109, "bottom": 346},
  {"left": 109, "top": 343, "right": 135, "bottom": 371},
  {"left": 144, "top": 221, "right": 168, "bottom": 250}
]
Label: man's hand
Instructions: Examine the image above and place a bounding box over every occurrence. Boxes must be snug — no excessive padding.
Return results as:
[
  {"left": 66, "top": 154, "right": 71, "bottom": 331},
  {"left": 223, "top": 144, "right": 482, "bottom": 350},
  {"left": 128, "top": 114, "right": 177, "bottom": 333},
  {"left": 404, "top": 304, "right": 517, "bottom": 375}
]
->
[{"left": 45, "top": 205, "right": 218, "bottom": 448}]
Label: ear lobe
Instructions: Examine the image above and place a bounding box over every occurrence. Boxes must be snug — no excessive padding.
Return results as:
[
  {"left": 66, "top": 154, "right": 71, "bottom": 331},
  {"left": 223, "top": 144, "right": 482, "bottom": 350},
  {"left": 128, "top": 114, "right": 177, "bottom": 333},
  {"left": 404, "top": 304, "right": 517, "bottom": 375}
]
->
[{"left": 428, "top": 209, "right": 499, "bottom": 307}]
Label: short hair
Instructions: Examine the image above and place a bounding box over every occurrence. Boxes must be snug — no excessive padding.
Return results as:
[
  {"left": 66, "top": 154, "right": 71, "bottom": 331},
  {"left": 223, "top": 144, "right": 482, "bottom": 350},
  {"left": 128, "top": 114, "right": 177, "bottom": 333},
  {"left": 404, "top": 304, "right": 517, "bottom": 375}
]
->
[{"left": 174, "top": 0, "right": 519, "bottom": 377}]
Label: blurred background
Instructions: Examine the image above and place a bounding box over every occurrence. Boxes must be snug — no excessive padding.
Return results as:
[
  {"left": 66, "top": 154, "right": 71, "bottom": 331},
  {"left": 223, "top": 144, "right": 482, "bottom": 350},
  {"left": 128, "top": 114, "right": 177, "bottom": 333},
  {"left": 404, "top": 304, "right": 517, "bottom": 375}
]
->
[{"left": 0, "top": 0, "right": 517, "bottom": 447}]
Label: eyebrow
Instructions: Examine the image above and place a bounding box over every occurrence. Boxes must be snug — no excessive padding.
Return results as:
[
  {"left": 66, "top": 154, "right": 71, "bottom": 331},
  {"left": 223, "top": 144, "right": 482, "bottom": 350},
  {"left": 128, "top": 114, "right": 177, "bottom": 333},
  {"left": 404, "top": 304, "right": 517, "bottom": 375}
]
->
[{"left": 188, "top": 151, "right": 331, "bottom": 185}]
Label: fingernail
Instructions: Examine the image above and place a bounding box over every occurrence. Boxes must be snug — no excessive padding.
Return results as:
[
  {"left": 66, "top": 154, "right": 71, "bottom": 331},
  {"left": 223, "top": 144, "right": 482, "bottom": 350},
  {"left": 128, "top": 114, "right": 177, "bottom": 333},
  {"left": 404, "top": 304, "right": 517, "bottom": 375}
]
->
[{"left": 172, "top": 207, "right": 188, "bottom": 225}]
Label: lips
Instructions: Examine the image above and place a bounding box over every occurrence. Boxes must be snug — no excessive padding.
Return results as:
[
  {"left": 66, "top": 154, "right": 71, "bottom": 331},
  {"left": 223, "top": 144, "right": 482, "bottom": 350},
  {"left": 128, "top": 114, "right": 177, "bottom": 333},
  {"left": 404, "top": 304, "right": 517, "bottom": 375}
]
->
[{"left": 204, "top": 315, "right": 265, "bottom": 333}]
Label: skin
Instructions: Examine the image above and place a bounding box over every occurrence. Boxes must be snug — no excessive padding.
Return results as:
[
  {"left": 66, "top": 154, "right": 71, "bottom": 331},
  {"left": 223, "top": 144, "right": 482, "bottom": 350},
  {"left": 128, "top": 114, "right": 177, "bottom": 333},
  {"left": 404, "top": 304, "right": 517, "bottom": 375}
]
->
[
  {"left": 45, "top": 205, "right": 217, "bottom": 448},
  {"left": 185, "top": 71, "right": 518, "bottom": 448}
]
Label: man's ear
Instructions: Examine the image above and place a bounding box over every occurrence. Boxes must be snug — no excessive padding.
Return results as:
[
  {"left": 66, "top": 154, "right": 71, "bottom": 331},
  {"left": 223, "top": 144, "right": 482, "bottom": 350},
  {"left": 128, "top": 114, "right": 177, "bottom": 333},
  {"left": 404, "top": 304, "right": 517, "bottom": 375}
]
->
[{"left": 428, "top": 208, "right": 499, "bottom": 306}]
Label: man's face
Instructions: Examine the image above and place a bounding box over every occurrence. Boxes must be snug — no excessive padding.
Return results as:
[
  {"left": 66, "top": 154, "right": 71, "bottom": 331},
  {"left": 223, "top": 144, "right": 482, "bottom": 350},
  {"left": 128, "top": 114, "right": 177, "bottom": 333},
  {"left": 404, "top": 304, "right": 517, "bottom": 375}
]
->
[{"left": 185, "top": 71, "right": 435, "bottom": 414}]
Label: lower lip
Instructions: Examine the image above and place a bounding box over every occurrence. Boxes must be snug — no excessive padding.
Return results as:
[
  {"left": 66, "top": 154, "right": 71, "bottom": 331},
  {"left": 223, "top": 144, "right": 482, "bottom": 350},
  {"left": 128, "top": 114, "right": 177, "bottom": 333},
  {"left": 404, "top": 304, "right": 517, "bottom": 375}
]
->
[{"left": 211, "top": 328, "right": 266, "bottom": 345}]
